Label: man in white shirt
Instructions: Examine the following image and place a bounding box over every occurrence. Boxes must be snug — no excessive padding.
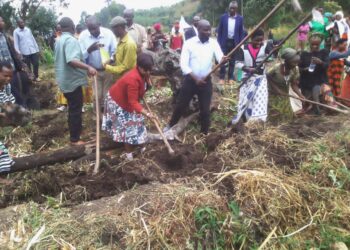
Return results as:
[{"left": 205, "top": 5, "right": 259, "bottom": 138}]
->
[
  {"left": 123, "top": 9, "right": 147, "bottom": 52},
  {"left": 184, "top": 16, "right": 200, "bottom": 40},
  {"left": 79, "top": 16, "right": 117, "bottom": 111},
  {"left": 13, "top": 19, "right": 40, "bottom": 81},
  {"left": 167, "top": 20, "right": 227, "bottom": 134}
]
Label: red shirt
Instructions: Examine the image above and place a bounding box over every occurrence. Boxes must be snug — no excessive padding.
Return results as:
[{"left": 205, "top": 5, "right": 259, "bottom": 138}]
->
[
  {"left": 109, "top": 68, "right": 146, "bottom": 113},
  {"left": 170, "top": 33, "right": 183, "bottom": 50}
]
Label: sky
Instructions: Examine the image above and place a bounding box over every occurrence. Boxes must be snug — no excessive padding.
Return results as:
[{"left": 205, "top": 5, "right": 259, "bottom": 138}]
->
[{"left": 58, "top": 0, "right": 184, "bottom": 23}]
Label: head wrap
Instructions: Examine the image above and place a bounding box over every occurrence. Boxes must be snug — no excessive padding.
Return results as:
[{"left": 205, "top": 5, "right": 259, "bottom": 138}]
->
[
  {"left": 281, "top": 48, "right": 299, "bottom": 62},
  {"left": 324, "top": 12, "right": 333, "bottom": 18},
  {"left": 335, "top": 11, "right": 344, "bottom": 20},
  {"left": 110, "top": 16, "right": 127, "bottom": 27},
  {"left": 154, "top": 23, "right": 162, "bottom": 31}
]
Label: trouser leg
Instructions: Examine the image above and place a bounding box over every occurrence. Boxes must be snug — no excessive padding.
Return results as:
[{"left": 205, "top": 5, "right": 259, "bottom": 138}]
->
[
  {"left": 64, "top": 86, "right": 83, "bottom": 142},
  {"left": 31, "top": 53, "right": 39, "bottom": 79},
  {"left": 23, "top": 55, "right": 32, "bottom": 73},
  {"left": 312, "top": 85, "right": 321, "bottom": 114},
  {"left": 169, "top": 76, "right": 196, "bottom": 127},
  {"left": 197, "top": 79, "right": 213, "bottom": 134}
]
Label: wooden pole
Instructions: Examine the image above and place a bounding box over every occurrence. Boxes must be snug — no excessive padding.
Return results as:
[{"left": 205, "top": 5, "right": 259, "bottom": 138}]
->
[
  {"left": 279, "top": 93, "right": 349, "bottom": 114},
  {"left": 93, "top": 76, "right": 101, "bottom": 174},
  {"left": 205, "top": 0, "right": 289, "bottom": 79},
  {"left": 143, "top": 98, "right": 175, "bottom": 155}
]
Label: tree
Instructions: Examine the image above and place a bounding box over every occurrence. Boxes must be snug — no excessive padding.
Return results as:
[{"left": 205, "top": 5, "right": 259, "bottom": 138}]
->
[
  {"left": 17, "top": 0, "right": 68, "bottom": 21},
  {"left": 29, "top": 6, "right": 57, "bottom": 36},
  {"left": 94, "top": 1, "right": 125, "bottom": 27},
  {"left": 0, "top": 1, "right": 15, "bottom": 30}
]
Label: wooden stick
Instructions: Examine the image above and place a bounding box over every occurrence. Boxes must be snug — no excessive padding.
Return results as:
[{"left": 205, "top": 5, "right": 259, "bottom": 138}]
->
[
  {"left": 335, "top": 101, "right": 350, "bottom": 110},
  {"left": 335, "top": 95, "right": 350, "bottom": 104},
  {"left": 93, "top": 76, "right": 101, "bottom": 174},
  {"left": 143, "top": 98, "right": 175, "bottom": 155},
  {"left": 238, "top": 12, "right": 312, "bottom": 89},
  {"left": 205, "top": 0, "right": 289, "bottom": 79},
  {"left": 279, "top": 93, "right": 349, "bottom": 114}
]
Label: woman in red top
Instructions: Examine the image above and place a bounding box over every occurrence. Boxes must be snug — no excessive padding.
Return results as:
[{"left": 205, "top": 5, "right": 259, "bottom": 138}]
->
[
  {"left": 170, "top": 22, "right": 184, "bottom": 52},
  {"left": 102, "top": 53, "right": 154, "bottom": 160}
]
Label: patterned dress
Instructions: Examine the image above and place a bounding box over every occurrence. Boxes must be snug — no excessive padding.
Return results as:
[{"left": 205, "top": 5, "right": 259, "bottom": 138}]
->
[
  {"left": 102, "top": 93, "right": 147, "bottom": 145},
  {"left": 0, "top": 84, "right": 15, "bottom": 173},
  {"left": 327, "top": 59, "right": 345, "bottom": 96}
]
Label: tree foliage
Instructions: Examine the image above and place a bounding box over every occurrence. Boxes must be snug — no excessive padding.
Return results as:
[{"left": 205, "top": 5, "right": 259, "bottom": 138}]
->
[
  {"left": 28, "top": 6, "right": 57, "bottom": 36},
  {"left": 0, "top": 1, "right": 15, "bottom": 30},
  {"left": 94, "top": 1, "right": 126, "bottom": 28}
]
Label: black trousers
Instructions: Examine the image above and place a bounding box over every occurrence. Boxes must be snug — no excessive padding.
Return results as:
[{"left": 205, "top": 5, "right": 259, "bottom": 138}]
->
[
  {"left": 24, "top": 53, "right": 39, "bottom": 79},
  {"left": 219, "top": 39, "right": 236, "bottom": 81},
  {"left": 169, "top": 75, "right": 212, "bottom": 134},
  {"left": 63, "top": 86, "right": 83, "bottom": 142}
]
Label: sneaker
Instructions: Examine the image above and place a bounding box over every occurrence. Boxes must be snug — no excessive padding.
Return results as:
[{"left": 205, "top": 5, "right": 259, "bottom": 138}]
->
[
  {"left": 34, "top": 77, "right": 41, "bottom": 82},
  {"left": 140, "top": 147, "right": 146, "bottom": 154},
  {"left": 163, "top": 125, "right": 171, "bottom": 133},
  {"left": 121, "top": 152, "right": 134, "bottom": 161},
  {"left": 57, "top": 106, "right": 66, "bottom": 112},
  {"left": 82, "top": 106, "right": 85, "bottom": 113}
]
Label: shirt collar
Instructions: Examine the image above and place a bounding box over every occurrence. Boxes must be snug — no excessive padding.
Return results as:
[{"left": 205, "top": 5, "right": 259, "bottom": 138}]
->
[
  {"left": 120, "top": 33, "right": 129, "bottom": 43},
  {"left": 194, "top": 36, "right": 210, "bottom": 45},
  {"left": 89, "top": 29, "right": 105, "bottom": 39}
]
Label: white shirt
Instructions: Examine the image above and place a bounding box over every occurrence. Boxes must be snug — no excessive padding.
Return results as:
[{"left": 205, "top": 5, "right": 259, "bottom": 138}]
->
[
  {"left": 13, "top": 27, "right": 39, "bottom": 55},
  {"left": 228, "top": 16, "right": 236, "bottom": 39},
  {"left": 181, "top": 36, "right": 224, "bottom": 79},
  {"left": 79, "top": 27, "right": 117, "bottom": 70},
  {"left": 127, "top": 23, "right": 148, "bottom": 50}
]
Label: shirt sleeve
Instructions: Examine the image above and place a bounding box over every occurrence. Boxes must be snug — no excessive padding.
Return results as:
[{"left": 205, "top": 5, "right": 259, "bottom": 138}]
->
[
  {"left": 213, "top": 40, "right": 224, "bottom": 63},
  {"left": 235, "top": 48, "right": 245, "bottom": 70},
  {"left": 109, "top": 32, "right": 117, "bottom": 58},
  {"left": 78, "top": 35, "right": 89, "bottom": 61},
  {"left": 180, "top": 42, "right": 192, "bottom": 75},
  {"left": 13, "top": 30, "right": 20, "bottom": 54},
  {"left": 127, "top": 81, "right": 143, "bottom": 113},
  {"left": 65, "top": 38, "right": 83, "bottom": 63},
  {"left": 105, "top": 42, "right": 137, "bottom": 75}
]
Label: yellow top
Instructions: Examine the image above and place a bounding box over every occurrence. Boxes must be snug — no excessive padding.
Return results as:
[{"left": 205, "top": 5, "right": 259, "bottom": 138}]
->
[{"left": 105, "top": 33, "right": 137, "bottom": 77}]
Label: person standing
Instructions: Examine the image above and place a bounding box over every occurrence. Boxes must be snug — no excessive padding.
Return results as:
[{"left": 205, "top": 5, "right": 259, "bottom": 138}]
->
[
  {"left": 297, "top": 22, "right": 310, "bottom": 51},
  {"left": 299, "top": 34, "right": 330, "bottom": 114},
  {"left": 103, "top": 16, "right": 137, "bottom": 79},
  {"left": 184, "top": 16, "right": 200, "bottom": 41},
  {"left": 55, "top": 17, "right": 97, "bottom": 145},
  {"left": 217, "top": 1, "right": 244, "bottom": 85},
  {"left": 13, "top": 19, "right": 40, "bottom": 81},
  {"left": 102, "top": 53, "right": 155, "bottom": 161},
  {"left": 79, "top": 16, "right": 116, "bottom": 112},
  {"left": 150, "top": 23, "right": 168, "bottom": 52},
  {"left": 167, "top": 20, "right": 227, "bottom": 135},
  {"left": 170, "top": 21, "right": 184, "bottom": 52},
  {"left": 123, "top": 9, "right": 148, "bottom": 52}
]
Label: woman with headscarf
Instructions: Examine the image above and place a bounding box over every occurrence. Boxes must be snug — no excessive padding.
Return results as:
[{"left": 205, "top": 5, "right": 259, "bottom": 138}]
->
[
  {"left": 266, "top": 48, "right": 305, "bottom": 120},
  {"left": 232, "top": 29, "right": 272, "bottom": 124},
  {"left": 102, "top": 53, "right": 155, "bottom": 161},
  {"left": 334, "top": 11, "right": 350, "bottom": 46},
  {"left": 299, "top": 34, "right": 333, "bottom": 114},
  {"left": 150, "top": 23, "right": 168, "bottom": 52},
  {"left": 309, "top": 8, "right": 329, "bottom": 49}
]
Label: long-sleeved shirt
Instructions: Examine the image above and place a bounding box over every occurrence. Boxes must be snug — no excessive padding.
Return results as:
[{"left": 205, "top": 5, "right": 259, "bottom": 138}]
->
[
  {"left": 180, "top": 36, "right": 224, "bottom": 79},
  {"left": 13, "top": 27, "right": 39, "bottom": 56},
  {"left": 79, "top": 27, "right": 117, "bottom": 70},
  {"left": 127, "top": 23, "right": 148, "bottom": 50},
  {"left": 105, "top": 33, "right": 137, "bottom": 77},
  {"left": 109, "top": 67, "right": 146, "bottom": 113}
]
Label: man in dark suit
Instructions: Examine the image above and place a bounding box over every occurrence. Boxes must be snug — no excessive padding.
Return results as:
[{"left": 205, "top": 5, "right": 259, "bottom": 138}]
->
[
  {"left": 185, "top": 16, "right": 200, "bottom": 41},
  {"left": 217, "top": 1, "right": 244, "bottom": 84}
]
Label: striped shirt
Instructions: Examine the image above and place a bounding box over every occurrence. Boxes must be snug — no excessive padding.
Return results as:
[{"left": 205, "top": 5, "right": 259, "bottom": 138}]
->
[{"left": 0, "top": 83, "right": 15, "bottom": 173}]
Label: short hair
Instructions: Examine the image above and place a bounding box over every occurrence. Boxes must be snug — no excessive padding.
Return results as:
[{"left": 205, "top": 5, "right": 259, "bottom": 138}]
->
[
  {"left": 137, "top": 53, "right": 154, "bottom": 71},
  {"left": 0, "top": 61, "right": 13, "bottom": 72},
  {"left": 58, "top": 17, "right": 74, "bottom": 29},
  {"left": 229, "top": 1, "right": 238, "bottom": 8},
  {"left": 252, "top": 28, "right": 264, "bottom": 39}
]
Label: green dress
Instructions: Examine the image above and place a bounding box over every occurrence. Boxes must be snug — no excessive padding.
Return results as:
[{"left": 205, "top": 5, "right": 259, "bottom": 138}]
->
[{"left": 266, "top": 63, "right": 300, "bottom": 122}]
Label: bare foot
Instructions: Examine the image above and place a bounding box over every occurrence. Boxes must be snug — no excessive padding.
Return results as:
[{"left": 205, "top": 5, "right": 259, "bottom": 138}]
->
[
  {"left": 70, "top": 140, "right": 86, "bottom": 146},
  {"left": 0, "top": 177, "right": 13, "bottom": 185}
]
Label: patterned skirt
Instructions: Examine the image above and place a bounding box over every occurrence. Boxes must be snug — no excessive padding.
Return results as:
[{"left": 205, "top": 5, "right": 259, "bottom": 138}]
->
[
  {"left": 0, "top": 141, "right": 14, "bottom": 173},
  {"left": 232, "top": 75, "right": 268, "bottom": 124},
  {"left": 102, "top": 94, "right": 147, "bottom": 145},
  {"left": 327, "top": 59, "right": 345, "bottom": 96}
]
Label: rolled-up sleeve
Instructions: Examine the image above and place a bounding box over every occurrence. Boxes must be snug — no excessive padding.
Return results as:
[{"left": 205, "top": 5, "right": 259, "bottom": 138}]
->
[
  {"left": 65, "top": 38, "right": 82, "bottom": 63},
  {"left": 180, "top": 43, "right": 192, "bottom": 75},
  {"left": 213, "top": 40, "right": 224, "bottom": 63}
]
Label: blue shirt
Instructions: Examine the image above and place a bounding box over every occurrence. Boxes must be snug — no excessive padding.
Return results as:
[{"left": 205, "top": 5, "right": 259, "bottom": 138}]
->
[
  {"left": 0, "top": 32, "right": 14, "bottom": 68},
  {"left": 13, "top": 27, "right": 39, "bottom": 55},
  {"left": 55, "top": 32, "right": 87, "bottom": 93},
  {"left": 79, "top": 27, "right": 117, "bottom": 70}
]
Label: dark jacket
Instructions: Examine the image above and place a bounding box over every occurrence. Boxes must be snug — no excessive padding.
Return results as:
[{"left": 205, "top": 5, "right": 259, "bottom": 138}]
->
[
  {"left": 3, "top": 34, "right": 23, "bottom": 72},
  {"left": 217, "top": 13, "right": 244, "bottom": 50},
  {"left": 184, "top": 26, "right": 197, "bottom": 41}
]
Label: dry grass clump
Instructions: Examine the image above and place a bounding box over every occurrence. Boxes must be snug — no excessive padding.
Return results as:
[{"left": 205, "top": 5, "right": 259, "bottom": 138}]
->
[{"left": 0, "top": 181, "right": 226, "bottom": 249}]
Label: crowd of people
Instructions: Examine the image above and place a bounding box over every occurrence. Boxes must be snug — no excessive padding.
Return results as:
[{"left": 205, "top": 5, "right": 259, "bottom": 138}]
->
[{"left": 1, "top": 1, "right": 350, "bottom": 175}]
